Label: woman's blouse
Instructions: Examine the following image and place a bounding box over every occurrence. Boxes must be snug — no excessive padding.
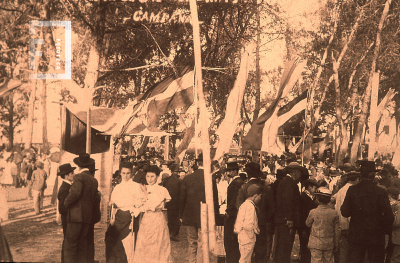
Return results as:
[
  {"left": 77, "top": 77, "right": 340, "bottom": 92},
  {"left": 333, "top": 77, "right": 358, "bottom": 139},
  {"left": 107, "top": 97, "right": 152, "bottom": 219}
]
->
[
  {"left": 111, "top": 180, "right": 146, "bottom": 216},
  {"left": 144, "top": 184, "right": 171, "bottom": 212}
]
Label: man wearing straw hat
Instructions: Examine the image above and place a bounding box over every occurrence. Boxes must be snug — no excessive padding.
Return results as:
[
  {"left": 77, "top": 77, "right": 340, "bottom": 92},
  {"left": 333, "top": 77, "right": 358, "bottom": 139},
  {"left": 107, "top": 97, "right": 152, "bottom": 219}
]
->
[
  {"left": 63, "top": 153, "right": 100, "bottom": 263},
  {"left": 341, "top": 160, "right": 394, "bottom": 263}
]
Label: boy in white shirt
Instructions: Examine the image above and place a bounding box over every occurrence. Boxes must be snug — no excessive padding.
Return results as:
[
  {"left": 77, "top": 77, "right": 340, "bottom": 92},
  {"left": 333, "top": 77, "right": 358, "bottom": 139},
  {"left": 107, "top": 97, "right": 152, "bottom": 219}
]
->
[{"left": 234, "top": 184, "right": 262, "bottom": 263}]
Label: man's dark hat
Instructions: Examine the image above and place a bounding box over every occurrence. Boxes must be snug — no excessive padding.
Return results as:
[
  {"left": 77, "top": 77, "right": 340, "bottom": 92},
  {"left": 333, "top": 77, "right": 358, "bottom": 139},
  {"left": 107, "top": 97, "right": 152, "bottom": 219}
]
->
[
  {"left": 225, "top": 162, "right": 240, "bottom": 171},
  {"left": 284, "top": 162, "right": 309, "bottom": 181},
  {"left": 276, "top": 169, "right": 286, "bottom": 179},
  {"left": 244, "top": 162, "right": 263, "bottom": 179},
  {"left": 73, "top": 153, "right": 95, "bottom": 167},
  {"left": 339, "top": 163, "right": 355, "bottom": 173},
  {"left": 58, "top": 163, "right": 76, "bottom": 176},
  {"left": 304, "top": 178, "right": 319, "bottom": 188},
  {"left": 357, "top": 160, "right": 381, "bottom": 173}
]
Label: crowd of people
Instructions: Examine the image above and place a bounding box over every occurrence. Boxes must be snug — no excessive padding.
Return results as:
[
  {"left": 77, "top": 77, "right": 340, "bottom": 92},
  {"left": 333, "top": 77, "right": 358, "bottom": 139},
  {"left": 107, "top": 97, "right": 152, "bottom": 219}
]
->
[{"left": 2, "top": 146, "right": 400, "bottom": 263}]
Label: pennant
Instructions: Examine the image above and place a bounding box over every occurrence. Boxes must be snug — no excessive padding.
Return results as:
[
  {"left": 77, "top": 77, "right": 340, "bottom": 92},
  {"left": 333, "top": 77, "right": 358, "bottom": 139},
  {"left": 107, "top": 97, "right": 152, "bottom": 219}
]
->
[
  {"left": 213, "top": 44, "right": 253, "bottom": 160},
  {"left": 243, "top": 90, "right": 308, "bottom": 152},
  {"left": 242, "top": 58, "right": 307, "bottom": 152}
]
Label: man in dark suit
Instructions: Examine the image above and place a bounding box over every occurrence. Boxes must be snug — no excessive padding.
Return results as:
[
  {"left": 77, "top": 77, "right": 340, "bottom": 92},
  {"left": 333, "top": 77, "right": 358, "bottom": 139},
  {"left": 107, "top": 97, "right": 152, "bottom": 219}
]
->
[
  {"left": 274, "top": 162, "right": 306, "bottom": 263},
  {"left": 299, "top": 178, "right": 319, "bottom": 263},
  {"left": 63, "top": 153, "right": 100, "bottom": 263},
  {"left": 179, "top": 153, "right": 219, "bottom": 263},
  {"left": 236, "top": 162, "right": 275, "bottom": 263},
  {"left": 163, "top": 165, "right": 182, "bottom": 242},
  {"left": 57, "top": 163, "right": 77, "bottom": 263},
  {"left": 223, "top": 162, "right": 243, "bottom": 263},
  {"left": 341, "top": 160, "right": 394, "bottom": 263}
]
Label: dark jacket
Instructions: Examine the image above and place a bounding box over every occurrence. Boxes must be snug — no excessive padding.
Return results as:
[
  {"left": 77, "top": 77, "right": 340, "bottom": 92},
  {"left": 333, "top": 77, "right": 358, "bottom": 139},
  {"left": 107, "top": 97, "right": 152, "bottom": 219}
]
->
[
  {"left": 64, "top": 170, "right": 99, "bottom": 224},
  {"left": 341, "top": 179, "right": 394, "bottom": 245},
  {"left": 236, "top": 179, "right": 275, "bottom": 226},
  {"left": 299, "top": 191, "right": 318, "bottom": 229},
  {"left": 225, "top": 177, "right": 244, "bottom": 219},
  {"left": 58, "top": 180, "right": 71, "bottom": 235},
  {"left": 274, "top": 176, "right": 301, "bottom": 227},
  {"left": 163, "top": 174, "right": 181, "bottom": 211},
  {"left": 179, "top": 168, "right": 219, "bottom": 228}
]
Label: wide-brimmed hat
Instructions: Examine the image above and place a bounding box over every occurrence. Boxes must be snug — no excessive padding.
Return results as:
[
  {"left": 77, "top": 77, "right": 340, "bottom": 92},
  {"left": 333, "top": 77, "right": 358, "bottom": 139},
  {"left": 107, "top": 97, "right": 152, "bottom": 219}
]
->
[
  {"left": 284, "top": 162, "right": 309, "bottom": 181},
  {"left": 339, "top": 163, "right": 355, "bottom": 172},
  {"left": 57, "top": 163, "right": 76, "bottom": 176},
  {"left": 225, "top": 162, "right": 240, "bottom": 171},
  {"left": 357, "top": 160, "right": 381, "bottom": 173},
  {"left": 73, "top": 153, "right": 95, "bottom": 167},
  {"left": 244, "top": 162, "right": 263, "bottom": 179},
  {"left": 315, "top": 187, "right": 332, "bottom": 197},
  {"left": 304, "top": 178, "right": 319, "bottom": 188}
]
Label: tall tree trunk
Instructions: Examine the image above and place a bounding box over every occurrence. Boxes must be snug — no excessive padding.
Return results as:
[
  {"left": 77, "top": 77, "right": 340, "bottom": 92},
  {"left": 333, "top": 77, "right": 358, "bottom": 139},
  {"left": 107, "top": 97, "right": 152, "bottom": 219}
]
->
[
  {"left": 350, "top": 0, "right": 392, "bottom": 164},
  {"left": 252, "top": 0, "right": 261, "bottom": 123},
  {"left": 41, "top": 79, "right": 49, "bottom": 153},
  {"left": 8, "top": 94, "right": 14, "bottom": 151},
  {"left": 138, "top": 136, "right": 150, "bottom": 156}
]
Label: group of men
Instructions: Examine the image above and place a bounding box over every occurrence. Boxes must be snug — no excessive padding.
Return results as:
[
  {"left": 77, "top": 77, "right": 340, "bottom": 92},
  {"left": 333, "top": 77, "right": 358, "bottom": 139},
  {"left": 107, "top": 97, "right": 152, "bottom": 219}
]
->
[
  {"left": 57, "top": 153, "right": 101, "bottom": 263},
  {"left": 222, "top": 157, "right": 396, "bottom": 263}
]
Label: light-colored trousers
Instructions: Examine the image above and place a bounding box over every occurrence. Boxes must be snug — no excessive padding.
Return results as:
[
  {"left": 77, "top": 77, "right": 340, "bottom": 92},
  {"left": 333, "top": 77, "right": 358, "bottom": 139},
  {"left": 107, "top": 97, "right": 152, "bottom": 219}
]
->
[
  {"left": 239, "top": 241, "right": 256, "bottom": 263},
  {"left": 186, "top": 226, "right": 203, "bottom": 263},
  {"left": 310, "top": 248, "right": 334, "bottom": 263},
  {"left": 32, "top": 189, "right": 44, "bottom": 214}
]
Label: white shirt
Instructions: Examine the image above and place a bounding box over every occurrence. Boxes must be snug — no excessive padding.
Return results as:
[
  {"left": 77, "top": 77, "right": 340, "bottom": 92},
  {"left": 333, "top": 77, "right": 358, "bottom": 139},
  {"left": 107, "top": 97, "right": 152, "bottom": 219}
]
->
[
  {"left": 234, "top": 199, "right": 260, "bottom": 242},
  {"left": 334, "top": 182, "right": 353, "bottom": 230},
  {"left": 111, "top": 180, "right": 146, "bottom": 216},
  {"left": 144, "top": 184, "right": 171, "bottom": 211}
]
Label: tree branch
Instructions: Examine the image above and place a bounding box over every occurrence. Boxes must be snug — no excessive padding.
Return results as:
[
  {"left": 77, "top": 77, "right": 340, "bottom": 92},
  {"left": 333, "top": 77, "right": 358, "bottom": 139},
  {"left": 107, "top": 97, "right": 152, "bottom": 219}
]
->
[{"left": 242, "top": 99, "right": 252, "bottom": 125}]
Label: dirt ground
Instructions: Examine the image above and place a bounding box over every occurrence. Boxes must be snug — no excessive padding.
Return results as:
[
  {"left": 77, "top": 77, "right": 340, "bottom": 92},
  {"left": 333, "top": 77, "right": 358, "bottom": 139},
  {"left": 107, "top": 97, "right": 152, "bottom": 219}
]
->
[{"left": 2, "top": 187, "right": 220, "bottom": 263}]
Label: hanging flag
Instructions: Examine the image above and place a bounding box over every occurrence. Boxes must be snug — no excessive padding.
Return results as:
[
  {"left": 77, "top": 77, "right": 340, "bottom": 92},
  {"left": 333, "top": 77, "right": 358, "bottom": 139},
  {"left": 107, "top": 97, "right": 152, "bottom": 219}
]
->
[
  {"left": 0, "top": 78, "right": 22, "bottom": 97},
  {"left": 62, "top": 108, "right": 111, "bottom": 154},
  {"left": 119, "top": 66, "right": 194, "bottom": 136},
  {"left": 213, "top": 44, "right": 254, "bottom": 160},
  {"left": 243, "top": 90, "right": 308, "bottom": 152}
]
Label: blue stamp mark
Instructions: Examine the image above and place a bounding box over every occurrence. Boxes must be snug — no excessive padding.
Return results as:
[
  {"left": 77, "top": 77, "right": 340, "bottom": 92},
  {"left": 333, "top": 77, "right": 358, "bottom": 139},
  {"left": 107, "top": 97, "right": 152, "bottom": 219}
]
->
[{"left": 29, "top": 21, "right": 71, "bottom": 79}]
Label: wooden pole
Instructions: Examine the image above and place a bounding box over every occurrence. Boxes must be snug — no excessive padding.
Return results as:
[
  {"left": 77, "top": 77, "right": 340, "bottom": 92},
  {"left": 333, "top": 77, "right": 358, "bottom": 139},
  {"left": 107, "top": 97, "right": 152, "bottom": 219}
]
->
[
  {"left": 189, "top": 0, "right": 217, "bottom": 254},
  {"left": 164, "top": 135, "right": 170, "bottom": 160},
  {"left": 86, "top": 106, "right": 92, "bottom": 154},
  {"left": 368, "top": 72, "right": 379, "bottom": 160},
  {"left": 200, "top": 202, "right": 210, "bottom": 263}
]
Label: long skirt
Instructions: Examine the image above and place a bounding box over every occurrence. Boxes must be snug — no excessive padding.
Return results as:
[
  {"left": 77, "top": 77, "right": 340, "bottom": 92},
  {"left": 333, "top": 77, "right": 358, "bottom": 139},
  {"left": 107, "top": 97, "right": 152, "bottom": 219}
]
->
[
  {"left": 133, "top": 211, "right": 173, "bottom": 263},
  {"left": 0, "top": 225, "right": 13, "bottom": 262},
  {"left": 106, "top": 210, "right": 133, "bottom": 263}
]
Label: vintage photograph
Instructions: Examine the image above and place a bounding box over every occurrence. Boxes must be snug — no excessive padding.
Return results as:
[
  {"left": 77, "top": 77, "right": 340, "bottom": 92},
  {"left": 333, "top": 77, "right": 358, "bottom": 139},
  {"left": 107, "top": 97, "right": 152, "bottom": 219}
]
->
[{"left": 0, "top": 0, "right": 399, "bottom": 262}]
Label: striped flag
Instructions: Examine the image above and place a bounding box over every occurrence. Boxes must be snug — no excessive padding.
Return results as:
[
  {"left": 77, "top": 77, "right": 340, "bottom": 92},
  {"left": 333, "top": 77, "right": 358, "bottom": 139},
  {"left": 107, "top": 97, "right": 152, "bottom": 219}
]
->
[
  {"left": 242, "top": 57, "right": 307, "bottom": 153},
  {"left": 213, "top": 44, "right": 254, "bottom": 160},
  {"left": 119, "top": 66, "right": 194, "bottom": 136}
]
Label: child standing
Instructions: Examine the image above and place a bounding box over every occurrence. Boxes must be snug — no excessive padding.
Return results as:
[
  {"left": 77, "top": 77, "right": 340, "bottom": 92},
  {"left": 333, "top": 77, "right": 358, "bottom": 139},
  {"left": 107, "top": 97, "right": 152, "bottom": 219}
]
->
[
  {"left": 234, "top": 184, "right": 261, "bottom": 263},
  {"left": 306, "top": 187, "right": 340, "bottom": 263}
]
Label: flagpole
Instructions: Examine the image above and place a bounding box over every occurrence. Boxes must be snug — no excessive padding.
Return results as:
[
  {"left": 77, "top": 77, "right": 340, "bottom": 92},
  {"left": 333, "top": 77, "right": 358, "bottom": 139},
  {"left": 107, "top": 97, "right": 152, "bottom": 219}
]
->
[
  {"left": 193, "top": 68, "right": 198, "bottom": 159},
  {"left": 189, "top": 0, "right": 217, "bottom": 257}
]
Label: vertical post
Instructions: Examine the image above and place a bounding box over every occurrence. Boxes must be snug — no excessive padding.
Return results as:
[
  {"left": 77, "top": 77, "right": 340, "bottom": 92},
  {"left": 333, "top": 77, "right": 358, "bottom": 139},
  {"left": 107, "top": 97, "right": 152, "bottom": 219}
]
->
[
  {"left": 368, "top": 72, "right": 379, "bottom": 160},
  {"left": 164, "top": 135, "right": 170, "bottom": 160},
  {"left": 86, "top": 106, "right": 92, "bottom": 154},
  {"left": 101, "top": 139, "right": 114, "bottom": 223},
  {"left": 189, "top": 0, "right": 217, "bottom": 254},
  {"left": 56, "top": 104, "right": 66, "bottom": 224},
  {"left": 201, "top": 202, "right": 209, "bottom": 263}
]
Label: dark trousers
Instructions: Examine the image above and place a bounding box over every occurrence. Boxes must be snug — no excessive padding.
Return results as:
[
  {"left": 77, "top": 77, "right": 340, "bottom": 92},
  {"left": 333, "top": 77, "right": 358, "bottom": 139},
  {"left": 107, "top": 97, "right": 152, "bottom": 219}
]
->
[
  {"left": 386, "top": 233, "right": 394, "bottom": 263},
  {"left": 299, "top": 227, "right": 311, "bottom": 263},
  {"left": 224, "top": 216, "right": 240, "bottom": 263},
  {"left": 347, "top": 241, "right": 385, "bottom": 263},
  {"left": 167, "top": 209, "right": 181, "bottom": 238},
  {"left": 274, "top": 223, "right": 296, "bottom": 263},
  {"left": 64, "top": 222, "right": 93, "bottom": 263}
]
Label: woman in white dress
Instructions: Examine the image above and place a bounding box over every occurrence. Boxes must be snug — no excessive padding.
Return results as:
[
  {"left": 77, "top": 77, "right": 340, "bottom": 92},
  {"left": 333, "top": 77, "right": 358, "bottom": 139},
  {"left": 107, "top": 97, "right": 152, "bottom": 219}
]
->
[
  {"left": 1, "top": 153, "right": 14, "bottom": 187},
  {"left": 133, "top": 165, "right": 173, "bottom": 263}
]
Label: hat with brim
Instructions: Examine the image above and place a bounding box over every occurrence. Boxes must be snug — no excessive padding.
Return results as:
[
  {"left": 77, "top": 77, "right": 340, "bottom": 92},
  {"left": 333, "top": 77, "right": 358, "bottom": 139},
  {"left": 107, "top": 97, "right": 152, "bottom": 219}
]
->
[
  {"left": 73, "top": 153, "right": 95, "bottom": 167},
  {"left": 58, "top": 163, "right": 77, "bottom": 176},
  {"left": 357, "top": 160, "right": 381, "bottom": 173},
  {"left": 304, "top": 178, "right": 319, "bottom": 188},
  {"left": 315, "top": 187, "right": 332, "bottom": 197},
  {"left": 244, "top": 162, "right": 263, "bottom": 179},
  {"left": 225, "top": 162, "right": 240, "bottom": 171},
  {"left": 284, "top": 162, "right": 309, "bottom": 181}
]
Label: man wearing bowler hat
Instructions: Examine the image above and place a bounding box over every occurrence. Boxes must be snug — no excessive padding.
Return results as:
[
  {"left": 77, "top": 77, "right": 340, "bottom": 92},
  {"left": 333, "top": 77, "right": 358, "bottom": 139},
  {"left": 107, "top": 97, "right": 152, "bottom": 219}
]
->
[
  {"left": 223, "top": 161, "right": 243, "bottom": 263},
  {"left": 63, "top": 153, "right": 100, "bottom": 263},
  {"left": 341, "top": 160, "right": 394, "bottom": 263},
  {"left": 57, "top": 163, "right": 77, "bottom": 263}
]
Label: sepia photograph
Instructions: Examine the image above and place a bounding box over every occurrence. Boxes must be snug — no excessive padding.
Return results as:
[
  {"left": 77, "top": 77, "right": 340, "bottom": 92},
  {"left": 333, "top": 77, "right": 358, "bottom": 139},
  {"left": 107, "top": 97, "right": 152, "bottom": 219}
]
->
[{"left": 0, "top": 0, "right": 399, "bottom": 262}]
